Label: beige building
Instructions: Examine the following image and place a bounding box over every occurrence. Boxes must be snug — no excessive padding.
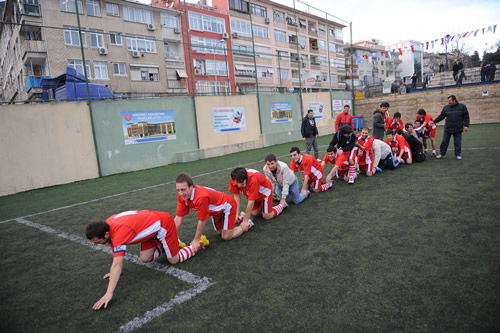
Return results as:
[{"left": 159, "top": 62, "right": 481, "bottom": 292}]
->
[
  {"left": 212, "top": 0, "right": 346, "bottom": 93},
  {"left": 0, "top": 0, "right": 187, "bottom": 102}
]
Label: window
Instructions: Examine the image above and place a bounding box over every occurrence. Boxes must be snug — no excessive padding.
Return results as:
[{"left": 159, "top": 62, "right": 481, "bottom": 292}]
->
[
  {"left": 331, "top": 74, "right": 338, "bottom": 82},
  {"left": 109, "top": 32, "right": 122, "bottom": 45},
  {"left": 93, "top": 61, "right": 109, "bottom": 79},
  {"left": 90, "top": 29, "right": 104, "bottom": 48},
  {"left": 328, "top": 28, "right": 334, "bottom": 37},
  {"left": 288, "top": 34, "right": 297, "bottom": 44},
  {"left": 230, "top": 19, "right": 251, "bottom": 37},
  {"left": 130, "top": 66, "right": 159, "bottom": 81},
  {"left": 290, "top": 52, "right": 298, "bottom": 63},
  {"left": 190, "top": 12, "right": 225, "bottom": 33},
  {"left": 253, "top": 25, "right": 269, "bottom": 38},
  {"left": 105, "top": 3, "right": 119, "bottom": 16},
  {"left": 320, "top": 56, "right": 327, "bottom": 65},
  {"left": 64, "top": 26, "right": 86, "bottom": 46},
  {"left": 68, "top": 59, "right": 90, "bottom": 77},
  {"left": 234, "top": 65, "right": 255, "bottom": 77},
  {"left": 274, "top": 30, "right": 286, "bottom": 42},
  {"left": 233, "top": 43, "right": 253, "bottom": 56},
  {"left": 191, "top": 36, "right": 226, "bottom": 54},
  {"left": 322, "top": 72, "right": 328, "bottom": 81},
  {"left": 311, "top": 55, "right": 319, "bottom": 65},
  {"left": 194, "top": 59, "right": 227, "bottom": 76},
  {"left": 22, "top": 0, "right": 41, "bottom": 16},
  {"left": 229, "top": 0, "right": 249, "bottom": 13},
  {"left": 319, "top": 40, "right": 326, "bottom": 50},
  {"left": 60, "top": 0, "right": 83, "bottom": 13},
  {"left": 318, "top": 24, "right": 325, "bottom": 34},
  {"left": 254, "top": 45, "right": 271, "bottom": 58},
  {"left": 112, "top": 62, "right": 126, "bottom": 75},
  {"left": 127, "top": 35, "right": 156, "bottom": 53},
  {"left": 250, "top": 3, "right": 267, "bottom": 17},
  {"left": 163, "top": 43, "right": 169, "bottom": 56},
  {"left": 273, "top": 9, "right": 285, "bottom": 23},
  {"left": 257, "top": 66, "right": 273, "bottom": 78},
  {"left": 279, "top": 68, "right": 289, "bottom": 79},
  {"left": 329, "top": 42, "right": 336, "bottom": 52},
  {"left": 196, "top": 81, "right": 229, "bottom": 94},
  {"left": 277, "top": 50, "right": 288, "bottom": 61},
  {"left": 334, "top": 28, "right": 343, "bottom": 41},
  {"left": 161, "top": 13, "right": 179, "bottom": 28},
  {"left": 299, "top": 35, "right": 307, "bottom": 48},
  {"left": 86, "top": 0, "right": 100, "bottom": 16},
  {"left": 123, "top": 6, "right": 152, "bottom": 24}
]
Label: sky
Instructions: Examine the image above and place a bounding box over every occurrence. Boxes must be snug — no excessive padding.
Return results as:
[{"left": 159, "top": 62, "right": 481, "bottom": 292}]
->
[{"left": 150, "top": 0, "right": 500, "bottom": 57}]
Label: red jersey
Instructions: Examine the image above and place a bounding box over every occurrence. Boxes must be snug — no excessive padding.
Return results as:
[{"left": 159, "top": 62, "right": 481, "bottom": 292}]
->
[
  {"left": 176, "top": 185, "right": 235, "bottom": 221},
  {"left": 322, "top": 153, "right": 337, "bottom": 166},
  {"left": 385, "top": 118, "right": 404, "bottom": 131},
  {"left": 335, "top": 112, "right": 354, "bottom": 132},
  {"left": 383, "top": 111, "right": 390, "bottom": 125},
  {"left": 290, "top": 154, "right": 324, "bottom": 181},
  {"left": 356, "top": 134, "right": 374, "bottom": 165},
  {"left": 416, "top": 113, "right": 436, "bottom": 131},
  {"left": 386, "top": 134, "right": 410, "bottom": 155},
  {"left": 228, "top": 168, "right": 272, "bottom": 201},
  {"left": 106, "top": 210, "right": 174, "bottom": 257}
]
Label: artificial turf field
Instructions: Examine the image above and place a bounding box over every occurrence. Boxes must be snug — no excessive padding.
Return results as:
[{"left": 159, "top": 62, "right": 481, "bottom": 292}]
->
[{"left": 1, "top": 123, "right": 499, "bottom": 332}]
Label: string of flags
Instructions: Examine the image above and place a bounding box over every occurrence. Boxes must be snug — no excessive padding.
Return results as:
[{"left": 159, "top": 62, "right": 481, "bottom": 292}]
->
[{"left": 356, "top": 24, "right": 497, "bottom": 65}]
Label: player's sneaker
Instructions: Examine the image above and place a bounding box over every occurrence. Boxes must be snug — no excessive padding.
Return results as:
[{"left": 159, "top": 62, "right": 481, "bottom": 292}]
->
[
  {"left": 178, "top": 241, "right": 187, "bottom": 249},
  {"left": 238, "top": 211, "right": 245, "bottom": 223},
  {"left": 456, "top": 155, "right": 462, "bottom": 160},
  {"left": 273, "top": 193, "right": 281, "bottom": 201},
  {"left": 432, "top": 151, "right": 436, "bottom": 157},
  {"left": 436, "top": 154, "right": 444, "bottom": 159},
  {"left": 348, "top": 175, "right": 355, "bottom": 184},
  {"left": 247, "top": 219, "right": 254, "bottom": 230},
  {"left": 199, "top": 235, "right": 210, "bottom": 248},
  {"left": 376, "top": 167, "right": 383, "bottom": 173}
]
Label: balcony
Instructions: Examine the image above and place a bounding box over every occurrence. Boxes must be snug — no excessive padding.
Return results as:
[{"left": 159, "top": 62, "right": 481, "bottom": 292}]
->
[
  {"left": 25, "top": 75, "right": 49, "bottom": 93},
  {"left": 23, "top": 40, "right": 46, "bottom": 60}
]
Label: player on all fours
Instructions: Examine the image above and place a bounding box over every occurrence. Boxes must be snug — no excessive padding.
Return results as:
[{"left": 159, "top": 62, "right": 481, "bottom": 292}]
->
[
  {"left": 321, "top": 145, "right": 347, "bottom": 184},
  {"left": 290, "top": 146, "right": 333, "bottom": 193},
  {"left": 416, "top": 108, "right": 437, "bottom": 156},
  {"left": 356, "top": 127, "right": 375, "bottom": 177},
  {"left": 85, "top": 209, "right": 207, "bottom": 310},
  {"left": 386, "top": 129, "right": 413, "bottom": 165},
  {"left": 229, "top": 167, "right": 286, "bottom": 229},
  {"left": 174, "top": 172, "right": 249, "bottom": 248}
]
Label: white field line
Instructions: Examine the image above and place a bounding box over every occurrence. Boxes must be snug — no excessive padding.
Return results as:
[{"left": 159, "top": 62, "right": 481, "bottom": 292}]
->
[
  {"left": 2, "top": 145, "right": 499, "bottom": 225},
  {"left": 15, "top": 217, "right": 215, "bottom": 332}
]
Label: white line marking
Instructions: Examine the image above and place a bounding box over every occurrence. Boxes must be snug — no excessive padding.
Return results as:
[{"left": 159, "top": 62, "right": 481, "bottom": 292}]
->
[
  {"left": 15, "top": 217, "right": 215, "bottom": 332},
  {"left": 3, "top": 145, "right": 499, "bottom": 224}
]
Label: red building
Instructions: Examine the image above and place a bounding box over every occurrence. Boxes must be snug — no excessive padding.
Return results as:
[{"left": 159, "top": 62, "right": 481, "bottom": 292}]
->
[{"left": 153, "top": 0, "right": 236, "bottom": 96}]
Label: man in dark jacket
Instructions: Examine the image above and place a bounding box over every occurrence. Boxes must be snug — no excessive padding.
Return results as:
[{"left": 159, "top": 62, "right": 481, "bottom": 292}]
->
[
  {"left": 372, "top": 108, "right": 385, "bottom": 140},
  {"left": 301, "top": 109, "right": 319, "bottom": 159},
  {"left": 434, "top": 95, "right": 470, "bottom": 159}
]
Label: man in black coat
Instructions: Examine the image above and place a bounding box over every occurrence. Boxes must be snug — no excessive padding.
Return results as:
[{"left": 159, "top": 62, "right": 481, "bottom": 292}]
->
[
  {"left": 301, "top": 109, "right": 319, "bottom": 159},
  {"left": 434, "top": 95, "right": 470, "bottom": 160}
]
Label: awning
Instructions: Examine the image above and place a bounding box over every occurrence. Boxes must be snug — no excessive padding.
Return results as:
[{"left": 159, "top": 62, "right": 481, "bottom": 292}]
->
[
  {"left": 176, "top": 69, "right": 188, "bottom": 78},
  {"left": 235, "top": 65, "right": 254, "bottom": 71}
]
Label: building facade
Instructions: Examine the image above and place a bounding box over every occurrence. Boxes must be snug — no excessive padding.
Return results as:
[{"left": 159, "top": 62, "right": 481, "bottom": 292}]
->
[
  {"left": 0, "top": 0, "right": 187, "bottom": 102},
  {"left": 385, "top": 40, "right": 424, "bottom": 83}
]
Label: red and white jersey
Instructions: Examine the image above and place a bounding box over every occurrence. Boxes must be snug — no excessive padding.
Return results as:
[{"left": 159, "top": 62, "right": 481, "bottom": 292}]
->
[
  {"left": 385, "top": 118, "right": 404, "bottom": 131},
  {"left": 322, "top": 153, "right": 337, "bottom": 166},
  {"left": 229, "top": 168, "right": 272, "bottom": 201},
  {"left": 386, "top": 134, "right": 410, "bottom": 155},
  {"left": 383, "top": 111, "right": 390, "bottom": 125},
  {"left": 356, "top": 134, "right": 374, "bottom": 165},
  {"left": 176, "top": 185, "right": 235, "bottom": 221},
  {"left": 290, "top": 154, "right": 324, "bottom": 181},
  {"left": 416, "top": 113, "right": 437, "bottom": 131},
  {"left": 106, "top": 210, "right": 173, "bottom": 257}
]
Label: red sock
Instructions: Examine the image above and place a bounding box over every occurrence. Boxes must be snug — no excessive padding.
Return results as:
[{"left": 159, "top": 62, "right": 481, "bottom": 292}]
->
[
  {"left": 271, "top": 204, "right": 285, "bottom": 217},
  {"left": 321, "top": 182, "right": 332, "bottom": 192},
  {"left": 178, "top": 245, "right": 195, "bottom": 262}
]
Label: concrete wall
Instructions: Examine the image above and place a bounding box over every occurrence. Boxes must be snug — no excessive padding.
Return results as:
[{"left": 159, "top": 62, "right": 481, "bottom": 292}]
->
[
  {"left": 0, "top": 102, "right": 99, "bottom": 196},
  {"left": 353, "top": 83, "right": 500, "bottom": 131},
  {"left": 90, "top": 96, "right": 198, "bottom": 176}
]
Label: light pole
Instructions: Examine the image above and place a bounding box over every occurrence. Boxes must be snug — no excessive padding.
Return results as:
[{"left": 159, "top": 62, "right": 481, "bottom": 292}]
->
[
  {"left": 445, "top": 34, "right": 450, "bottom": 71},
  {"left": 214, "top": 39, "right": 226, "bottom": 96}
]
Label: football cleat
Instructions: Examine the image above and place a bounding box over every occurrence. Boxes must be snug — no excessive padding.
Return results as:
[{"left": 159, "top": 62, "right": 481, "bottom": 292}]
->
[
  {"left": 348, "top": 175, "right": 355, "bottom": 184},
  {"left": 178, "top": 241, "right": 187, "bottom": 249},
  {"left": 273, "top": 193, "right": 281, "bottom": 201},
  {"left": 199, "top": 235, "right": 210, "bottom": 248},
  {"left": 247, "top": 219, "right": 254, "bottom": 230}
]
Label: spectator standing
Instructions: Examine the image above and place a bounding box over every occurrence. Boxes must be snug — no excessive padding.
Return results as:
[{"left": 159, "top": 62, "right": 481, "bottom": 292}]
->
[
  {"left": 456, "top": 61, "right": 466, "bottom": 84},
  {"left": 335, "top": 105, "right": 354, "bottom": 132},
  {"left": 300, "top": 109, "right": 319, "bottom": 159},
  {"left": 373, "top": 108, "right": 385, "bottom": 140},
  {"left": 434, "top": 95, "right": 470, "bottom": 160},
  {"left": 480, "top": 63, "right": 487, "bottom": 82},
  {"left": 486, "top": 62, "right": 497, "bottom": 82},
  {"left": 452, "top": 61, "right": 459, "bottom": 81},
  {"left": 411, "top": 73, "right": 418, "bottom": 91}
]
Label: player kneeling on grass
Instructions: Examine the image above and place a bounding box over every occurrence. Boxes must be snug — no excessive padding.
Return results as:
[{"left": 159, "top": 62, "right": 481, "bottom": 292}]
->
[
  {"left": 386, "top": 129, "right": 413, "bottom": 165},
  {"left": 356, "top": 127, "right": 375, "bottom": 177},
  {"left": 321, "top": 146, "right": 346, "bottom": 184},
  {"left": 174, "top": 172, "right": 248, "bottom": 244},
  {"left": 229, "top": 167, "right": 286, "bottom": 228},
  {"left": 85, "top": 210, "right": 207, "bottom": 310},
  {"left": 290, "top": 147, "right": 333, "bottom": 193},
  {"left": 263, "top": 154, "right": 309, "bottom": 205}
]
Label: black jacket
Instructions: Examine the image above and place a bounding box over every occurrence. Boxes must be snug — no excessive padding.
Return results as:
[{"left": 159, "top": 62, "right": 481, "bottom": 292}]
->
[
  {"left": 301, "top": 116, "right": 318, "bottom": 138},
  {"left": 434, "top": 101, "right": 470, "bottom": 133},
  {"left": 372, "top": 110, "right": 385, "bottom": 140},
  {"left": 329, "top": 131, "right": 357, "bottom": 152}
]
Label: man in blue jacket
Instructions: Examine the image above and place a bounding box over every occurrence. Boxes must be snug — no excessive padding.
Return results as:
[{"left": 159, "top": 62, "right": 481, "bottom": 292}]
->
[{"left": 434, "top": 95, "right": 470, "bottom": 160}]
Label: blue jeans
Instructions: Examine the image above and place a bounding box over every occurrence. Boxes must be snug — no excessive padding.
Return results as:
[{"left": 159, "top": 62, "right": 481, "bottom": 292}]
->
[
  {"left": 275, "top": 178, "right": 306, "bottom": 204},
  {"left": 440, "top": 131, "right": 462, "bottom": 157},
  {"left": 378, "top": 150, "right": 398, "bottom": 170}
]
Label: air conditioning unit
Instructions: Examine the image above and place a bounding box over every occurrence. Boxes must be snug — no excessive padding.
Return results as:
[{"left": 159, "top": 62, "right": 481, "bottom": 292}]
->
[
  {"left": 194, "top": 68, "right": 202, "bottom": 75},
  {"left": 265, "top": 17, "right": 271, "bottom": 24},
  {"left": 132, "top": 50, "right": 141, "bottom": 58},
  {"left": 99, "top": 47, "right": 108, "bottom": 55},
  {"left": 174, "top": 27, "right": 181, "bottom": 34},
  {"left": 231, "top": 32, "right": 239, "bottom": 38},
  {"left": 222, "top": 32, "right": 229, "bottom": 39},
  {"left": 147, "top": 24, "right": 155, "bottom": 31}
]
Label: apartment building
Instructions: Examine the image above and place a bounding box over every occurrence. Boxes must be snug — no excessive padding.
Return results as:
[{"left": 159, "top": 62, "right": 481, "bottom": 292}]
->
[
  {"left": 211, "top": 0, "right": 346, "bottom": 93},
  {"left": 343, "top": 39, "right": 402, "bottom": 90},
  {"left": 385, "top": 40, "right": 424, "bottom": 82},
  {"left": 0, "top": 0, "right": 187, "bottom": 102}
]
